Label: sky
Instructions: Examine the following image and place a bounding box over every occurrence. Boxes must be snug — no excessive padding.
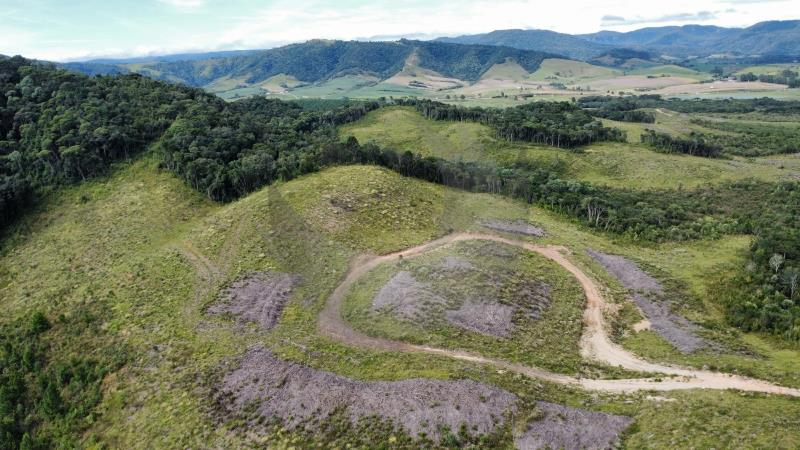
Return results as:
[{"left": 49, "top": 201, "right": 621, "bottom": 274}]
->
[{"left": 2, "top": 0, "right": 799, "bottom": 61}]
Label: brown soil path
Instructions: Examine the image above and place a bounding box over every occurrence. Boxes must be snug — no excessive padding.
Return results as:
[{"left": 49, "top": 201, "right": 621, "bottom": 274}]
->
[{"left": 318, "top": 232, "right": 800, "bottom": 397}]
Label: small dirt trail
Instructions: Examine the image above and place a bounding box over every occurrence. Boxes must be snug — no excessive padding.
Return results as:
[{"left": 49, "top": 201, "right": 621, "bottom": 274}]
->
[
  {"left": 655, "top": 108, "right": 674, "bottom": 117},
  {"left": 173, "top": 242, "right": 224, "bottom": 315},
  {"left": 318, "top": 232, "right": 800, "bottom": 397}
]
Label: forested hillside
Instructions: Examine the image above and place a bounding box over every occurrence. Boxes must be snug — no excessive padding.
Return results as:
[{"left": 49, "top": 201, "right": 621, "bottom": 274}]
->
[
  {"left": 0, "top": 57, "right": 389, "bottom": 227},
  {"left": 66, "top": 40, "right": 557, "bottom": 89}
]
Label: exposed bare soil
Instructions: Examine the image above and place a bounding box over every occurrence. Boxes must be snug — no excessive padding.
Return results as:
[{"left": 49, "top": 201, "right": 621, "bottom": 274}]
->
[
  {"left": 208, "top": 272, "right": 300, "bottom": 330},
  {"left": 587, "top": 250, "right": 706, "bottom": 353},
  {"left": 482, "top": 220, "right": 545, "bottom": 237},
  {"left": 445, "top": 299, "right": 515, "bottom": 337},
  {"left": 516, "top": 401, "right": 633, "bottom": 450},
  {"left": 214, "top": 346, "right": 516, "bottom": 440},
  {"left": 371, "top": 271, "right": 445, "bottom": 319}
]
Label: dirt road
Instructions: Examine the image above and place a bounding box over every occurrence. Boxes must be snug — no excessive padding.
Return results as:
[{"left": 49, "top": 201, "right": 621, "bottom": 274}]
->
[{"left": 318, "top": 232, "right": 800, "bottom": 397}]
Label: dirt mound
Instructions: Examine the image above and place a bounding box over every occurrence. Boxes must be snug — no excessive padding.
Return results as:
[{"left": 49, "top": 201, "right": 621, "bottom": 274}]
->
[
  {"left": 214, "top": 346, "right": 517, "bottom": 440},
  {"left": 588, "top": 250, "right": 706, "bottom": 353},
  {"left": 445, "top": 300, "right": 515, "bottom": 337},
  {"left": 371, "top": 271, "right": 446, "bottom": 319},
  {"left": 516, "top": 402, "right": 633, "bottom": 450},
  {"left": 208, "top": 272, "right": 300, "bottom": 330},
  {"left": 482, "top": 220, "right": 545, "bottom": 237}
]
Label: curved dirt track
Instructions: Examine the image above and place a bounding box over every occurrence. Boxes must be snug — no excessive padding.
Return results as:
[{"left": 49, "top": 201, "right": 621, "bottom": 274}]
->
[{"left": 318, "top": 232, "right": 800, "bottom": 397}]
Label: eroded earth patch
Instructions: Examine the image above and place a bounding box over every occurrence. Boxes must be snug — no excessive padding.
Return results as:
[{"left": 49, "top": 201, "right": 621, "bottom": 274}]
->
[
  {"left": 208, "top": 272, "right": 301, "bottom": 330},
  {"left": 516, "top": 402, "right": 634, "bottom": 450},
  {"left": 213, "top": 346, "right": 633, "bottom": 447},
  {"left": 369, "top": 243, "right": 554, "bottom": 337},
  {"left": 588, "top": 250, "right": 706, "bottom": 353},
  {"left": 213, "top": 346, "right": 516, "bottom": 441}
]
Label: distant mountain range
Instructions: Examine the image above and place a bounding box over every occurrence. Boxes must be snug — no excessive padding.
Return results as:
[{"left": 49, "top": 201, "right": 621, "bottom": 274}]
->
[
  {"left": 439, "top": 20, "right": 800, "bottom": 59},
  {"left": 51, "top": 20, "right": 800, "bottom": 94},
  {"left": 436, "top": 29, "right": 613, "bottom": 60},
  {"left": 62, "top": 40, "right": 557, "bottom": 89}
]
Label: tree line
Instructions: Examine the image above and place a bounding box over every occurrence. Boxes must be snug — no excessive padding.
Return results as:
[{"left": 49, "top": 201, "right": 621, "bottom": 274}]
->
[
  {"left": 576, "top": 96, "right": 656, "bottom": 123},
  {"left": 739, "top": 70, "right": 800, "bottom": 88},
  {"left": 578, "top": 94, "right": 800, "bottom": 114},
  {"left": 397, "top": 99, "right": 627, "bottom": 148},
  {"left": 640, "top": 130, "right": 722, "bottom": 158}
]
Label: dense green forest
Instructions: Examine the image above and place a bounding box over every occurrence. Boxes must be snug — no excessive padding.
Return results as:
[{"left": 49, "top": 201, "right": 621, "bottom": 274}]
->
[
  {"left": 0, "top": 56, "right": 380, "bottom": 225},
  {"left": 399, "top": 99, "right": 627, "bottom": 147},
  {"left": 640, "top": 130, "right": 722, "bottom": 157},
  {"left": 689, "top": 119, "right": 800, "bottom": 156},
  {"left": 575, "top": 96, "right": 655, "bottom": 123}
]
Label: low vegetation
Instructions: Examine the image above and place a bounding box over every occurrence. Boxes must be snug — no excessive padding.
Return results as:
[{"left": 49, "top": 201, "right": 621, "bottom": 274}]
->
[{"left": 343, "top": 240, "right": 587, "bottom": 373}]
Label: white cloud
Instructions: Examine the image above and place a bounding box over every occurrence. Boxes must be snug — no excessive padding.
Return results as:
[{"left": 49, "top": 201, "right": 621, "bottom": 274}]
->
[
  {"left": 157, "top": 0, "right": 206, "bottom": 8},
  {"left": 5, "top": 0, "right": 800, "bottom": 61},
  {"left": 601, "top": 10, "right": 720, "bottom": 26}
]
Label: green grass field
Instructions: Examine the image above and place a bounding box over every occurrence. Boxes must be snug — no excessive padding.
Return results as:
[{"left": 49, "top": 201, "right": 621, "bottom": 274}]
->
[
  {"left": 528, "top": 58, "right": 621, "bottom": 83},
  {"left": 625, "top": 64, "right": 708, "bottom": 81},
  {"left": 4, "top": 155, "right": 800, "bottom": 448},
  {"left": 734, "top": 63, "right": 800, "bottom": 76}
]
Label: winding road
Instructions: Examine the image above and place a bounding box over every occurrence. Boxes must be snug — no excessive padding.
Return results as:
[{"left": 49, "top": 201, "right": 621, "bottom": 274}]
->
[{"left": 318, "top": 232, "right": 800, "bottom": 397}]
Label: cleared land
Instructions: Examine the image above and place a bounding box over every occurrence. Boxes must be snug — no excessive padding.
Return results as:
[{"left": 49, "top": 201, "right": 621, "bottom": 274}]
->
[
  {"left": 207, "top": 272, "right": 301, "bottom": 330},
  {"left": 5, "top": 161, "right": 800, "bottom": 448},
  {"left": 213, "top": 346, "right": 516, "bottom": 440},
  {"left": 588, "top": 250, "right": 706, "bottom": 353},
  {"left": 343, "top": 240, "right": 582, "bottom": 372},
  {"left": 323, "top": 232, "right": 800, "bottom": 396}
]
